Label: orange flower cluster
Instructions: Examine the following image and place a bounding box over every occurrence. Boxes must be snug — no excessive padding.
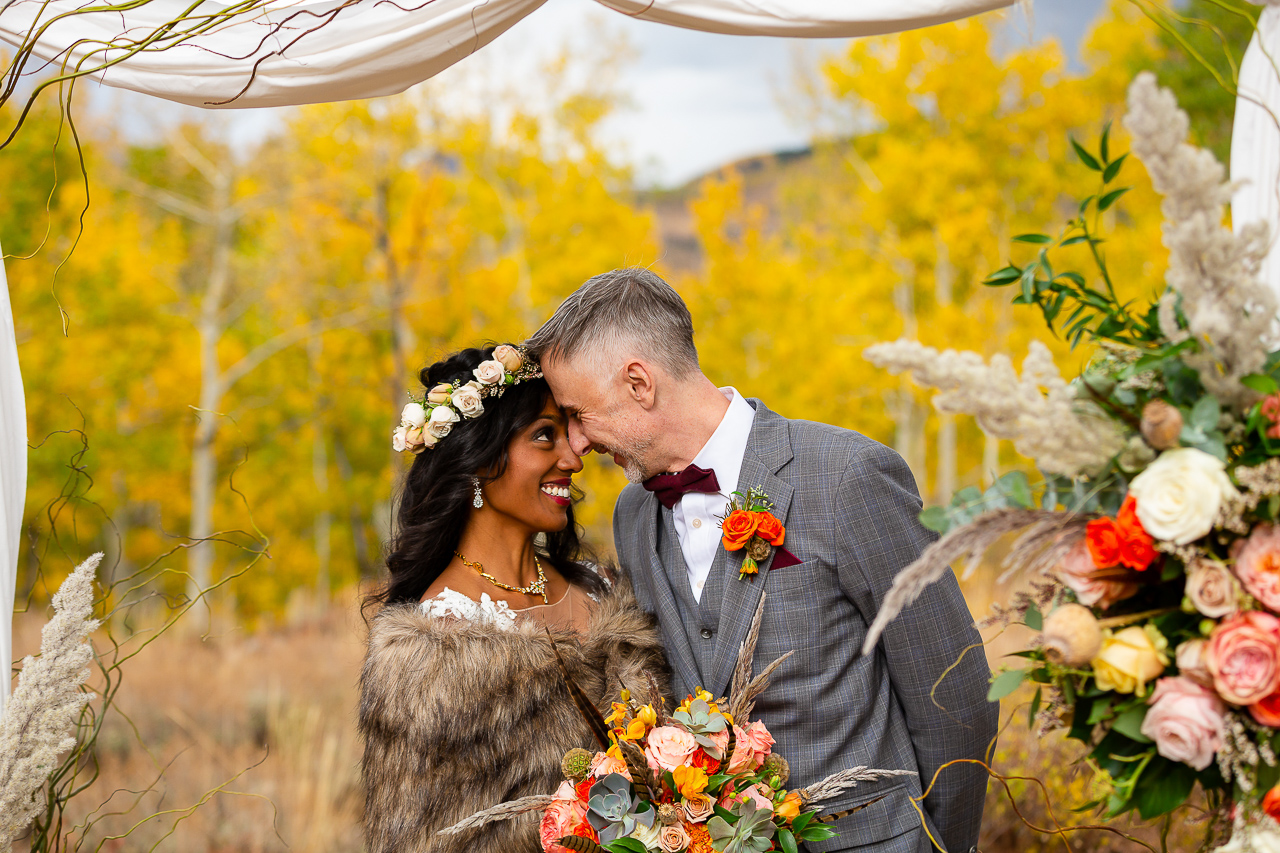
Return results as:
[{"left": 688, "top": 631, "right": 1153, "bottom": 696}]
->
[
  {"left": 721, "top": 510, "right": 785, "bottom": 550},
  {"left": 1086, "top": 495, "right": 1157, "bottom": 571},
  {"left": 685, "top": 823, "right": 714, "bottom": 853}
]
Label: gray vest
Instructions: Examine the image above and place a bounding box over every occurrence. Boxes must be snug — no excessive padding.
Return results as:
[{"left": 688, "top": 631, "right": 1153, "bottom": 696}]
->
[{"left": 656, "top": 506, "right": 727, "bottom": 694}]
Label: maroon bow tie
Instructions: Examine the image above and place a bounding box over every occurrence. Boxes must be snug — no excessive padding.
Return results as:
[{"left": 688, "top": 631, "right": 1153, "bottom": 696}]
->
[{"left": 642, "top": 464, "right": 721, "bottom": 509}]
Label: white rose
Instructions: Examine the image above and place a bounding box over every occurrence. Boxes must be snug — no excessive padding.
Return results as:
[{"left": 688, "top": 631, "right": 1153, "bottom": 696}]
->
[
  {"left": 473, "top": 359, "right": 506, "bottom": 386},
  {"left": 1127, "top": 447, "right": 1238, "bottom": 545},
  {"left": 1218, "top": 818, "right": 1280, "bottom": 853},
  {"left": 400, "top": 402, "right": 427, "bottom": 428},
  {"left": 426, "top": 405, "right": 459, "bottom": 438},
  {"left": 392, "top": 425, "right": 408, "bottom": 452},
  {"left": 492, "top": 344, "right": 523, "bottom": 372},
  {"left": 451, "top": 385, "right": 485, "bottom": 418},
  {"left": 628, "top": 821, "right": 661, "bottom": 848}
]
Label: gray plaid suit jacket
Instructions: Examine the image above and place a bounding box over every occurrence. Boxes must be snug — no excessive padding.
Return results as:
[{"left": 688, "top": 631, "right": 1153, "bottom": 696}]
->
[{"left": 613, "top": 400, "right": 996, "bottom": 853}]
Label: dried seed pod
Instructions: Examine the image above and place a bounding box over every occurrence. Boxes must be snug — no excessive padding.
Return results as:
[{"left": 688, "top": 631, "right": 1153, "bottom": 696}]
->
[
  {"left": 1140, "top": 400, "right": 1183, "bottom": 450},
  {"left": 1042, "top": 603, "right": 1103, "bottom": 667},
  {"left": 561, "top": 748, "right": 592, "bottom": 781}
]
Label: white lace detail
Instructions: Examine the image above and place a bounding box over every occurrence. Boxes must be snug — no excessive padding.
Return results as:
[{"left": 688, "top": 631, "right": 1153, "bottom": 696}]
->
[{"left": 420, "top": 587, "right": 518, "bottom": 628}]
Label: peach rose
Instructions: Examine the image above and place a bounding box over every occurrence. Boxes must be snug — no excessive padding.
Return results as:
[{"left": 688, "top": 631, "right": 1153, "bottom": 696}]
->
[
  {"left": 1234, "top": 525, "right": 1280, "bottom": 613},
  {"left": 590, "top": 750, "right": 630, "bottom": 779},
  {"left": 1176, "top": 639, "right": 1213, "bottom": 687},
  {"left": 644, "top": 726, "right": 698, "bottom": 772},
  {"left": 721, "top": 510, "right": 759, "bottom": 551},
  {"left": 738, "top": 720, "right": 775, "bottom": 754},
  {"left": 706, "top": 728, "right": 729, "bottom": 759},
  {"left": 1185, "top": 559, "right": 1241, "bottom": 618},
  {"left": 541, "top": 784, "right": 587, "bottom": 853},
  {"left": 450, "top": 383, "right": 485, "bottom": 418},
  {"left": 659, "top": 823, "right": 691, "bottom": 852},
  {"left": 1139, "top": 676, "right": 1226, "bottom": 771},
  {"left": 754, "top": 513, "right": 785, "bottom": 547},
  {"left": 1054, "top": 540, "right": 1140, "bottom": 610},
  {"left": 738, "top": 784, "right": 773, "bottom": 813},
  {"left": 1207, "top": 611, "right": 1280, "bottom": 705},
  {"left": 681, "top": 793, "right": 714, "bottom": 824},
  {"left": 492, "top": 344, "right": 524, "bottom": 372},
  {"left": 426, "top": 383, "right": 452, "bottom": 404}
]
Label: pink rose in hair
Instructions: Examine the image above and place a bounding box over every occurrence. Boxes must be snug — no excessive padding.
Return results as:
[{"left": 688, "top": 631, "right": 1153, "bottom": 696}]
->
[
  {"left": 1207, "top": 611, "right": 1280, "bottom": 705},
  {"left": 644, "top": 726, "right": 698, "bottom": 772},
  {"left": 1234, "top": 525, "right": 1280, "bottom": 613},
  {"left": 1054, "top": 540, "right": 1140, "bottom": 610},
  {"left": 1139, "top": 676, "right": 1226, "bottom": 770}
]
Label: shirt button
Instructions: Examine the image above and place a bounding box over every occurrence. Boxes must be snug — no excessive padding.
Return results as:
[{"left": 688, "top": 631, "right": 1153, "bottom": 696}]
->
[
  {"left": 696, "top": 580, "right": 705, "bottom": 590},
  {"left": 700, "top": 628, "right": 714, "bottom": 639},
  {"left": 692, "top": 518, "right": 702, "bottom": 529}
]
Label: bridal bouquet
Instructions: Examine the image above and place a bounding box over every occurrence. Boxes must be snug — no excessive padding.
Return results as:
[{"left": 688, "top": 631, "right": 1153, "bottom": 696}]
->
[
  {"left": 862, "top": 73, "right": 1280, "bottom": 851},
  {"left": 539, "top": 688, "right": 829, "bottom": 853},
  {"left": 440, "top": 598, "right": 912, "bottom": 852}
]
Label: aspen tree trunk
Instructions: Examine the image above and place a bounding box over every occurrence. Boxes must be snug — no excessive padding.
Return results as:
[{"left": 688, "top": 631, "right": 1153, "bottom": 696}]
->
[
  {"left": 934, "top": 229, "right": 956, "bottom": 503},
  {"left": 310, "top": 336, "right": 332, "bottom": 609},
  {"left": 892, "top": 273, "right": 926, "bottom": 481}
]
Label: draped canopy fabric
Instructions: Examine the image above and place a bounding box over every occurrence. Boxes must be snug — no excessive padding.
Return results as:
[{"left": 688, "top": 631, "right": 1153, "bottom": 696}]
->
[
  {"left": 1233, "top": 4, "right": 1280, "bottom": 299},
  {"left": 0, "top": 0, "right": 1013, "bottom": 109}
]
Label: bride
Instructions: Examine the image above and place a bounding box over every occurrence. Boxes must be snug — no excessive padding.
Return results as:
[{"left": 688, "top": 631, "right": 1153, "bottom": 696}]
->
[{"left": 358, "top": 343, "right": 669, "bottom": 853}]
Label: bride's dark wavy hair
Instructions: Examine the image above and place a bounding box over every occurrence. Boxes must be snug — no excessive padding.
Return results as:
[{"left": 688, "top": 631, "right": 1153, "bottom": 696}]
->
[{"left": 370, "top": 344, "right": 605, "bottom": 609}]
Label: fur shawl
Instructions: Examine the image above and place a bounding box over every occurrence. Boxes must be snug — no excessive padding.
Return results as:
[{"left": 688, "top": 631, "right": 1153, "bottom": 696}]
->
[{"left": 359, "top": 576, "right": 669, "bottom": 853}]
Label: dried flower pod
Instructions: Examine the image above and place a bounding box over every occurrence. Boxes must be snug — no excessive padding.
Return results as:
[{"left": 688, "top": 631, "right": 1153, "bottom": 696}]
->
[
  {"left": 657, "top": 803, "right": 681, "bottom": 826},
  {"left": 760, "top": 754, "right": 790, "bottom": 787},
  {"left": 561, "top": 747, "right": 592, "bottom": 781},
  {"left": 1042, "top": 603, "right": 1103, "bottom": 667},
  {"left": 1140, "top": 400, "right": 1183, "bottom": 450},
  {"left": 747, "top": 537, "right": 771, "bottom": 562}
]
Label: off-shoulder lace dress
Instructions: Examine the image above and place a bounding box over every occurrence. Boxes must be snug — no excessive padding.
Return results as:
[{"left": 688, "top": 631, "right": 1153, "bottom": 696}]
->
[{"left": 421, "top": 572, "right": 606, "bottom": 633}]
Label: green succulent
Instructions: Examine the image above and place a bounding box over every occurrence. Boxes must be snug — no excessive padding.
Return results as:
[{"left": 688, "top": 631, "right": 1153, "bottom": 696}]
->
[
  {"left": 707, "top": 798, "right": 776, "bottom": 853},
  {"left": 584, "top": 773, "right": 655, "bottom": 844},
  {"left": 671, "top": 699, "right": 728, "bottom": 757}
]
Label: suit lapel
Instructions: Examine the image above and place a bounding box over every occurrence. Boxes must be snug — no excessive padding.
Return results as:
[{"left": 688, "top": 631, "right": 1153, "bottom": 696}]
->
[
  {"left": 706, "top": 402, "right": 794, "bottom": 698},
  {"left": 638, "top": 494, "right": 704, "bottom": 698}
]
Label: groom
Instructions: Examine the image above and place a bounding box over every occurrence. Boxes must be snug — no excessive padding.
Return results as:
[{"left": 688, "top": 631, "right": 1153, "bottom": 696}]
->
[{"left": 528, "top": 268, "right": 997, "bottom": 853}]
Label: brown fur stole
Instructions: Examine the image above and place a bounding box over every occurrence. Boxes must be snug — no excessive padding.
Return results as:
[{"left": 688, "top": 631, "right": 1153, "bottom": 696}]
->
[{"left": 359, "top": 576, "right": 669, "bottom": 853}]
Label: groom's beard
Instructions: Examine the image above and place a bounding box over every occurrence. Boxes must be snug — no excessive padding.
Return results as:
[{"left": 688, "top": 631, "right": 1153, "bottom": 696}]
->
[{"left": 604, "top": 427, "right": 658, "bottom": 484}]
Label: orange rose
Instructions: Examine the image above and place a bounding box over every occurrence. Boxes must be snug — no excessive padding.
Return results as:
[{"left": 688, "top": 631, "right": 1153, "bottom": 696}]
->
[
  {"left": 774, "top": 790, "right": 802, "bottom": 822},
  {"left": 754, "top": 512, "right": 785, "bottom": 547},
  {"left": 687, "top": 748, "right": 719, "bottom": 774},
  {"left": 721, "top": 510, "right": 760, "bottom": 551},
  {"left": 1265, "top": 784, "right": 1280, "bottom": 821},
  {"left": 1116, "top": 496, "right": 1157, "bottom": 571},
  {"left": 1086, "top": 516, "right": 1122, "bottom": 568}
]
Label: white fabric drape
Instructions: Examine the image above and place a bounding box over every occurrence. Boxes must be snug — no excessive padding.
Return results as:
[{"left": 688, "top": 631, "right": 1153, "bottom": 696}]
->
[
  {"left": 1233, "top": 4, "right": 1280, "bottom": 301},
  {"left": 0, "top": 0, "right": 1012, "bottom": 109},
  {"left": 0, "top": 0, "right": 1012, "bottom": 710},
  {"left": 0, "top": 241, "right": 25, "bottom": 712}
]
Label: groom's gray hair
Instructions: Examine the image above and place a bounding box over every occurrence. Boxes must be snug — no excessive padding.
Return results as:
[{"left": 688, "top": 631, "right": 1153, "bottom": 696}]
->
[{"left": 527, "top": 267, "right": 699, "bottom": 377}]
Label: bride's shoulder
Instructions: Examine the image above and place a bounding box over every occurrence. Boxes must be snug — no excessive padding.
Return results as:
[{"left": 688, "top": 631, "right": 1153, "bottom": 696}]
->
[{"left": 419, "top": 587, "right": 518, "bottom": 627}]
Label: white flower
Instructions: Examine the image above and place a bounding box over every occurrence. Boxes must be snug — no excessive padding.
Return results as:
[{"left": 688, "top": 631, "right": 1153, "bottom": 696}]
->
[
  {"left": 492, "top": 344, "right": 523, "bottom": 372},
  {"left": 1218, "top": 816, "right": 1280, "bottom": 853},
  {"left": 473, "top": 359, "right": 506, "bottom": 386},
  {"left": 1128, "top": 447, "right": 1239, "bottom": 544},
  {"left": 400, "top": 402, "right": 427, "bottom": 428},
  {"left": 392, "top": 425, "right": 409, "bottom": 452},
  {"left": 427, "top": 405, "right": 459, "bottom": 438},
  {"left": 628, "top": 820, "right": 661, "bottom": 848},
  {"left": 451, "top": 384, "right": 485, "bottom": 418}
]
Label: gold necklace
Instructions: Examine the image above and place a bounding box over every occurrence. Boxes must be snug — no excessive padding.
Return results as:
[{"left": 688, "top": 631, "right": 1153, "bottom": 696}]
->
[{"left": 454, "top": 551, "right": 549, "bottom": 604}]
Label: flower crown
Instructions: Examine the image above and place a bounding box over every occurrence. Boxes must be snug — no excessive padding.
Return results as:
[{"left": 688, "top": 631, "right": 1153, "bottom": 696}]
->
[{"left": 393, "top": 344, "right": 543, "bottom": 454}]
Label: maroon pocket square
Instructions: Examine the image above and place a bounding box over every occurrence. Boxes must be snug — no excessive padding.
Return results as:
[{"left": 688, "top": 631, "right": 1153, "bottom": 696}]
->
[{"left": 770, "top": 546, "right": 801, "bottom": 569}]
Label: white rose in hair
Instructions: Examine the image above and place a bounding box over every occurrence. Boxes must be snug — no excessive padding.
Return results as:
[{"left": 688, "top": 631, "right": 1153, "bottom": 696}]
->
[
  {"left": 1127, "top": 447, "right": 1238, "bottom": 545},
  {"left": 400, "top": 402, "right": 427, "bottom": 428},
  {"left": 427, "top": 405, "right": 459, "bottom": 438},
  {"left": 392, "top": 425, "right": 409, "bottom": 452},
  {"left": 450, "top": 385, "right": 485, "bottom": 418},
  {"left": 473, "top": 359, "right": 506, "bottom": 386}
]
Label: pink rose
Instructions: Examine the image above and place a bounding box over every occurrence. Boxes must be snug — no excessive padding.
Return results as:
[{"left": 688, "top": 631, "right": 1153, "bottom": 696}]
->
[
  {"left": 707, "top": 728, "right": 729, "bottom": 758},
  {"left": 739, "top": 720, "right": 775, "bottom": 754},
  {"left": 1207, "top": 611, "right": 1280, "bottom": 705},
  {"left": 589, "top": 751, "right": 629, "bottom": 779},
  {"left": 644, "top": 726, "right": 698, "bottom": 772},
  {"left": 1054, "top": 540, "right": 1140, "bottom": 610},
  {"left": 1139, "top": 676, "right": 1226, "bottom": 771},
  {"left": 1185, "top": 559, "right": 1241, "bottom": 618},
  {"left": 739, "top": 784, "right": 774, "bottom": 813},
  {"left": 1176, "top": 639, "right": 1213, "bottom": 687},
  {"left": 726, "top": 723, "right": 772, "bottom": 773},
  {"left": 1235, "top": 525, "right": 1280, "bottom": 613},
  {"left": 541, "top": 788, "right": 587, "bottom": 853},
  {"left": 681, "top": 793, "right": 714, "bottom": 824}
]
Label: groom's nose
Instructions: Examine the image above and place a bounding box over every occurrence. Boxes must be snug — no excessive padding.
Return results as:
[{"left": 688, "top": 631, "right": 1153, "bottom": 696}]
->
[{"left": 567, "top": 420, "right": 592, "bottom": 457}]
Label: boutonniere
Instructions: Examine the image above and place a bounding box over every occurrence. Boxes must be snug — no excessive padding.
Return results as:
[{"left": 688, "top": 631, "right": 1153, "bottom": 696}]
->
[{"left": 719, "top": 487, "right": 787, "bottom": 580}]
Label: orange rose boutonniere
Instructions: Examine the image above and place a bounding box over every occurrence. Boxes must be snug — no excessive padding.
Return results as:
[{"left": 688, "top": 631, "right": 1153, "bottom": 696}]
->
[{"left": 720, "top": 487, "right": 787, "bottom": 580}]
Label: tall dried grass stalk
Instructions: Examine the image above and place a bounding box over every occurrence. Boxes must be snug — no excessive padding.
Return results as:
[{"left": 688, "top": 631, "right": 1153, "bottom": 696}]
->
[
  {"left": 0, "top": 553, "right": 101, "bottom": 850},
  {"left": 797, "top": 767, "right": 917, "bottom": 807},
  {"left": 437, "top": 794, "right": 556, "bottom": 835}
]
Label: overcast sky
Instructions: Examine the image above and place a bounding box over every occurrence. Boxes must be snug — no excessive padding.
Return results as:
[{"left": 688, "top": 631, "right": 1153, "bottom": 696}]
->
[{"left": 92, "top": 0, "right": 1109, "bottom": 188}]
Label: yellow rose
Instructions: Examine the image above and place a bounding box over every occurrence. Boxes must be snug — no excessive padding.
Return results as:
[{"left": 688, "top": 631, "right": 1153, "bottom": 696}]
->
[
  {"left": 1091, "top": 625, "right": 1170, "bottom": 694},
  {"left": 636, "top": 704, "right": 657, "bottom": 728},
  {"left": 672, "top": 765, "right": 708, "bottom": 799}
]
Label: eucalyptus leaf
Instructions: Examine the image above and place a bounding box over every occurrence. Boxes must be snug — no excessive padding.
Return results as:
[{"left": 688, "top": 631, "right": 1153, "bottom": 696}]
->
[
  {"left": 987, "top": 669, "right": 1026, "bottom": 702},
  {"left": 1110, "top": 705, "right": 1152, "bottom": 743},
  {"left": 1133, "top": 760, "right": 1196, "bottom": 820}
]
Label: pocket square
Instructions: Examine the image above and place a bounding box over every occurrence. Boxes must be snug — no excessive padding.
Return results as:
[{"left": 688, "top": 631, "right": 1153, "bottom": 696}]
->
[{"left": 770, "top": 547, "right": 801, "bottom": 569}]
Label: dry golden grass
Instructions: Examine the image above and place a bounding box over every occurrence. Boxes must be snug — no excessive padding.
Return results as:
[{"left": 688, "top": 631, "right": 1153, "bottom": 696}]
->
[{"left": 8, "top": 575, "right": 1212, "bottom": 852}]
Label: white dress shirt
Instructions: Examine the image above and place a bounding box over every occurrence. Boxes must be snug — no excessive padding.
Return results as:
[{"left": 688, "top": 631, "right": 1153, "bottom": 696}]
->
[{"left": 672, "top": 387, "right": 755, "bottom": 603}]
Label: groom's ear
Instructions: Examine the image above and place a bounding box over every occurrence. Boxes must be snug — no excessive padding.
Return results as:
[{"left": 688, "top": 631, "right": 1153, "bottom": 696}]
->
[{"left": 622, "top": 360, "right": 657, "bottom": 410}]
